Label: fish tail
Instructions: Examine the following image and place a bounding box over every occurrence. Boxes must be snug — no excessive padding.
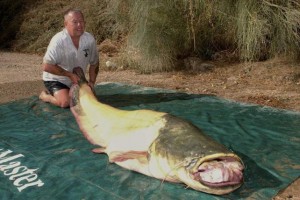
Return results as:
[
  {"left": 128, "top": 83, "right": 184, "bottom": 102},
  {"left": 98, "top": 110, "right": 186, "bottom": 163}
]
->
[
  {"left": 69, "top": 67, "right": 88, "bottom": 111},
  {"left": 73, "top": 67, "right": 88, "bottom": 85},
  {"left": 69, "top": 84, "right": 80, "bottom": 108}
]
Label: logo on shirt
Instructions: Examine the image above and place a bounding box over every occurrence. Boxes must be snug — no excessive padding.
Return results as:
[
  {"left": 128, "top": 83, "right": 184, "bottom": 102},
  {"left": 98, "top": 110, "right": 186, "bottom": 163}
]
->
[{"left": 83, "top": 49, "right": 89, "bottom": 57}]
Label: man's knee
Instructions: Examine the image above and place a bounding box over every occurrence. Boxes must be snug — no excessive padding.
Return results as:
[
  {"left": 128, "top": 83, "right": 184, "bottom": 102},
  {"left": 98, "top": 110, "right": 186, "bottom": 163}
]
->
[
  {"left": 53, "top": 89, "right": 70, "bottom": 108},
  {"left": 58, "top": 100, "right": 70, "bottom": 108},
  {"left": 56, "top": 95, "right": 70, "bottom": 108}
]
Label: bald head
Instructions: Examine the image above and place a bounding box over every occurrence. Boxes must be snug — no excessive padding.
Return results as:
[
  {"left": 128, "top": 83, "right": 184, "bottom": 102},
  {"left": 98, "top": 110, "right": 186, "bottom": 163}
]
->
[
  {"left": 64, "top": 9, "right": 84, "bottom": 21},
  {"left": 63, "top": 9, "right": 85, "bottom": 38}
]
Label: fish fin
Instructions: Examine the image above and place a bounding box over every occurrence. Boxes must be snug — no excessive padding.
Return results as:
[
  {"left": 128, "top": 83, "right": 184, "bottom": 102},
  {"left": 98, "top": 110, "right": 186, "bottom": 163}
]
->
[
  {"left": 109, "top": 151, "right": 148, "bottom": 163},
  {"left": 92, "top": 147, "right": 106, "bottom": 154}
]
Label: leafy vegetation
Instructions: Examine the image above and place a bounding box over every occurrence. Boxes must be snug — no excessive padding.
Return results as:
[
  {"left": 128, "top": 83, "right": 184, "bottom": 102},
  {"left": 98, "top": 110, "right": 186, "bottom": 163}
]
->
[
  {"left": 1, "top": 0, "right": 299, "bottom": 72},
  {"left": 0, "top": 0, "right": 38, "bottom": 49},
  {"left": 110, "top": 0, "right": 300, "bottom": 72}
]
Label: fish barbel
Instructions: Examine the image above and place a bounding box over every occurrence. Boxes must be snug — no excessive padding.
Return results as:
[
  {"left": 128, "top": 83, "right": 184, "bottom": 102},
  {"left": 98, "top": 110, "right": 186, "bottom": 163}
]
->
[{"left": 69, "top": 67, "right": 244, "bottom": 195}]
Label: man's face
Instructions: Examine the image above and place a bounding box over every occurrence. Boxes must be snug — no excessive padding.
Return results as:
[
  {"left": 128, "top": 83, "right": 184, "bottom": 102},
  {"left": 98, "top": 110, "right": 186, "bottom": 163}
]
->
[{"left": 64, "top": 12, "right": 85, "bottom": 38}]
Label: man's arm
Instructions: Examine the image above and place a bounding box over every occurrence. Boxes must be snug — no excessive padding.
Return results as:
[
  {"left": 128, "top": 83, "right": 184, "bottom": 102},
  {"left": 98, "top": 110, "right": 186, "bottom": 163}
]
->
[
  {"left": 88, "top": 62, "right": 99, "bottom": 87},
  {"left": 43, "top": 63, "right": 79, "bottom": 84}
]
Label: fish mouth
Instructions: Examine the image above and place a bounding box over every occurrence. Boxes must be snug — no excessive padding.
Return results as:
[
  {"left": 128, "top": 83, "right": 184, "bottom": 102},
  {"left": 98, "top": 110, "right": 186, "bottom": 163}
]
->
[{"left": 191, "top": 155, "right": 244, "bottom": 188}]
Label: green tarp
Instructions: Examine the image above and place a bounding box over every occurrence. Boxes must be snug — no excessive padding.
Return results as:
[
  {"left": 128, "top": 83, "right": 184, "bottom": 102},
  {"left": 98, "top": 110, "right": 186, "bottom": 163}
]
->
[{"left": 0, "top": 83, "right": 299, "bottom": 200}]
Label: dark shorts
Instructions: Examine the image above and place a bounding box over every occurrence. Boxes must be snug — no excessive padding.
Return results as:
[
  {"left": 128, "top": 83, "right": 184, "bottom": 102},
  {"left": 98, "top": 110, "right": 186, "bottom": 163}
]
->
[{"left": 43, "top": 81, "right": 70, "bottom": 96}]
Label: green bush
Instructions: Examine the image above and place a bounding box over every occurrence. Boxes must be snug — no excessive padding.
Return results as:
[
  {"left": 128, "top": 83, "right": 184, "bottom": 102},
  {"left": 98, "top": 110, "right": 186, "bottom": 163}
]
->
[
  {"left": 10, "top": 0, "right": 113, "bottom": 54},
  {"left": 109, "top": 0, "right": 300, "bottom": 71},
  {"left": 1, "top": 0, "right": 300, "bottom": 71},
  {"left": 0, "top": 0, "right": 39, "bottom": 49}
]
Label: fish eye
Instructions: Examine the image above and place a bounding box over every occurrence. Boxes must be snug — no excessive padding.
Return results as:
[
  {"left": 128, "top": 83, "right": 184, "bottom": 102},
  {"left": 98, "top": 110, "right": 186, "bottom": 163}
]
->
[{"left": 184, "top": 157, "right": 198, "bottom": 169}]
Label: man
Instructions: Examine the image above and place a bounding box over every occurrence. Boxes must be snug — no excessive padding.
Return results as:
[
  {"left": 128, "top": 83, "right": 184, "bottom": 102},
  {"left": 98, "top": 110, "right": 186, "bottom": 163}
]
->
[{"left": 39, "top": 8, "right": 99, "bottom": 108}]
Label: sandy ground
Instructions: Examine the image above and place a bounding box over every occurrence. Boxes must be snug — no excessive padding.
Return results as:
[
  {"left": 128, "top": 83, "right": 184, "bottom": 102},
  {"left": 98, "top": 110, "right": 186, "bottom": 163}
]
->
[{"left": 0, "top": 51, "right": 299, "bottom": 199}]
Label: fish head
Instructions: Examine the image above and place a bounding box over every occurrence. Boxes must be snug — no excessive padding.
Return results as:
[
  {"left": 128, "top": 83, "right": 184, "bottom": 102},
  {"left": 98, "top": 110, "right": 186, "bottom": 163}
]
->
[
  {"left": 150, "top": 114, "right": 244, "bottom": 195},
  {"left": 177, "top": 153, "right": 244, "bottom": 195}
]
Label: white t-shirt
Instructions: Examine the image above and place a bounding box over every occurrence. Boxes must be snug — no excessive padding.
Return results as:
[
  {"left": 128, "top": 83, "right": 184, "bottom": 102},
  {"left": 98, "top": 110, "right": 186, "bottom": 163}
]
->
[{"left": 42, "top": 28, "right": 99, "bottom": 87}]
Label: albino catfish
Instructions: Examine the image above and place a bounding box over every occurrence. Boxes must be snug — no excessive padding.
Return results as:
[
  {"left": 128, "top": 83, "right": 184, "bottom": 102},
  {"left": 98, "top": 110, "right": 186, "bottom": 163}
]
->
[{"left": 69, "top": 67, "right": 244, "bottom": 195}]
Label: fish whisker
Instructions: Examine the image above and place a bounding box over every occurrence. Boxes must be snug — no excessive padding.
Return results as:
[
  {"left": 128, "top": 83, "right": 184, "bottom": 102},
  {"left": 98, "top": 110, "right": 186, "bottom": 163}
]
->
[{"left": 159, "top": 160, "right": 186, "bottom": 188}]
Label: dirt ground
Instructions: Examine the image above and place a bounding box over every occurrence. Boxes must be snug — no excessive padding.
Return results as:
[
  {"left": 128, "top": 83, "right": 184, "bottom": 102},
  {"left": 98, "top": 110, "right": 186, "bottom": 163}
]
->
[{"left": 0, "top": 51, "right": 299, "bottom": 199}]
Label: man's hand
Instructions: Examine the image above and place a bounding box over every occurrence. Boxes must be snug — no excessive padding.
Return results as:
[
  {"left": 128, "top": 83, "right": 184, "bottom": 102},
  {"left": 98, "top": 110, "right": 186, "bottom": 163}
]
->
[
  {"left": 43, "top": 63, "right": 80, "bottom": 84},
  {"left": 89, "top": 62, "right": 99, "bottom": 88},
  {"left": 69, "top": 73, "right": 80, "bottom": 84},
  {"left": 88, "top": 81, "right": 95, "bottom": 89}
]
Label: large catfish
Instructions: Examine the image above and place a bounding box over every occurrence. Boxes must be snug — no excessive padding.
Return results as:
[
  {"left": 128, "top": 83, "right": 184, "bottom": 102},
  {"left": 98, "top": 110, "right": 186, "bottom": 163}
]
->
[{"left": 69, "top": 67, "right": 244, "bottom": 195}]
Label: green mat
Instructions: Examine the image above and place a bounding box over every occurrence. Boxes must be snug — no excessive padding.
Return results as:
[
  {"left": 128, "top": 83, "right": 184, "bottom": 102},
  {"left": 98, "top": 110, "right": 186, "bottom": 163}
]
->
[{"left": 0, "top": 83, "right": 299, "bottom": 200}]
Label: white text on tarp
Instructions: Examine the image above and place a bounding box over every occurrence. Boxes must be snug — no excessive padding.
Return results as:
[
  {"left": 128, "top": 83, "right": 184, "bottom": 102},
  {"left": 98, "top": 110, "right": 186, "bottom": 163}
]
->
[{"left": 0, "top": 148, "right": 44, "bottom": 192}]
